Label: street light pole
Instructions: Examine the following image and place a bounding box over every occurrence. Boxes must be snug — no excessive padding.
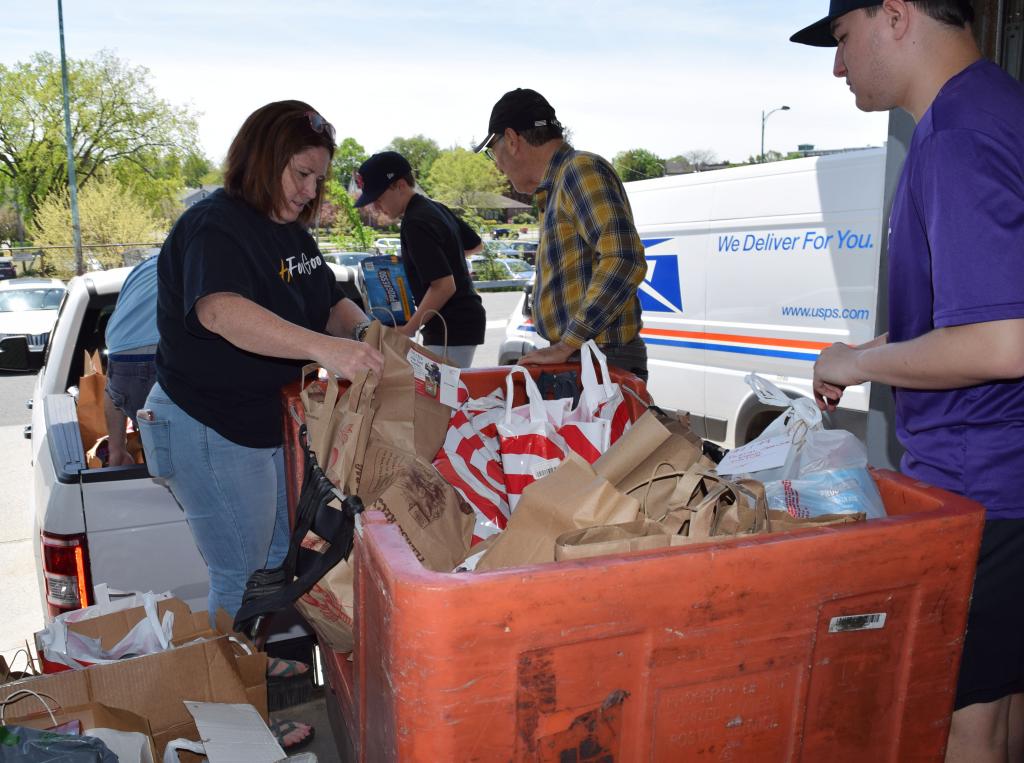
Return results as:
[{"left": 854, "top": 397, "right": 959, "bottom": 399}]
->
[
  {"left": 760, "top": 105, "right": 791, "bottom": 162},
  {"left": 57, "top": 0, "right": 84, "bottom": 276}
]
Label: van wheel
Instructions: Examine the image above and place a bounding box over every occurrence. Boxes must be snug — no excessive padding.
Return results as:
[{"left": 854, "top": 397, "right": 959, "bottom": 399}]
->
[{"left": 743, "top": 411, "right": 777, "bottom": 445}]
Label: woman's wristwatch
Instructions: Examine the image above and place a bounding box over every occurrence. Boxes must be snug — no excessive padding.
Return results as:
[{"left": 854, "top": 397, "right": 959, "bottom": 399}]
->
[{"left": 352, "top": 319, "right": 373, "bottom": 341}]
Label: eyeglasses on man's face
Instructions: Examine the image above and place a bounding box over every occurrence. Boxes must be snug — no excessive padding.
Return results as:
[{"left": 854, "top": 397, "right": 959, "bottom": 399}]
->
[
  {"left": 484, "top": 135, "right": 504, "bottom": 163},
  {"left": 305, "top": 111, "right": 336, "bottom": 142}
]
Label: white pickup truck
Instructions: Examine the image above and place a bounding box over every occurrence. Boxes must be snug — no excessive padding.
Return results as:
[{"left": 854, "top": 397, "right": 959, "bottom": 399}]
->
[{"left": 14, "top": 260, "right": 365, "bottom": 622}]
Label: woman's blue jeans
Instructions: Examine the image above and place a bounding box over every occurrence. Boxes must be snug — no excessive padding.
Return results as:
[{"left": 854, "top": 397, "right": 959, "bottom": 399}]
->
[{"left": 140, "top": 383, "right": 290, "bottom": 621}]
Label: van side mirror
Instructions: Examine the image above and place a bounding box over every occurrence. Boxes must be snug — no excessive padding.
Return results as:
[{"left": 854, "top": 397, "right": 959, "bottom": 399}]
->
[
  {"left": 0, "top": 336, "right": 30, "bottom": 371},
  {"left": 522, "top": 283, "right": 533, "bottom": 317}
]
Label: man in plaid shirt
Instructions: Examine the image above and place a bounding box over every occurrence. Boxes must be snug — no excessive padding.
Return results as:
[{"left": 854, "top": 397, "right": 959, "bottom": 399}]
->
[{"left": 475, "top": 89, "right": 648, "bottom": 380}]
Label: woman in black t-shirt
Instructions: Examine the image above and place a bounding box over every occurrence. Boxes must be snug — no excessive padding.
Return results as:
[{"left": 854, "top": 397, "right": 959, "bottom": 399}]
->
[{"left": 140, "top": 101, "right": 383, "bottom": 652}]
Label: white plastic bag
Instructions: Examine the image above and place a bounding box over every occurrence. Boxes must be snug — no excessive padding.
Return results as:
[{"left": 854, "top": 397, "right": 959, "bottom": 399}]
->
[
  {"left": 566, "top": 340, "right": 631, "bottom": 445},
  {"left": 38, "top": 591, "right": 175, "bottom": 670},
  {"left": 736, "top": 374, "right": 886, "bottom": 518}
]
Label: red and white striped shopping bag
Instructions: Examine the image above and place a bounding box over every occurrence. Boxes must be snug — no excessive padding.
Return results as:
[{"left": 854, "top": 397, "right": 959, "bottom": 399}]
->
[
  {"left": 497, "top": 367, "right": 607, "bottom": 510},
  {"left": 433, "top": 387, "right": 511, "bottom": 543}
]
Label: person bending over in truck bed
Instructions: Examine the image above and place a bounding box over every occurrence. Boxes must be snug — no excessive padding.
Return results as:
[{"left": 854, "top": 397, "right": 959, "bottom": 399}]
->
[
  {"left": 475, "top": 88, "right": 648, "bottom": 380},
  {"left": 794, "top": 2, "right": 1024, "bottom": 759},
  {"left": 141, "top": 100, "right": 384, "bottom": 626},
  {"left": 104, "top": 254, "right": 160, "bottom": 467}
]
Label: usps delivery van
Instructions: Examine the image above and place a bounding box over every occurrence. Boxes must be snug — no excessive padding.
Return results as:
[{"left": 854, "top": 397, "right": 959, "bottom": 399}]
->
[{"left": 499, "top": 147, "right": 886, "bottom": 448}]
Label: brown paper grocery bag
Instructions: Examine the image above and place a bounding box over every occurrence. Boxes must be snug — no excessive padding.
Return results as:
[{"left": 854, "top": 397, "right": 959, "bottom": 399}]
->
[
  {"left": 299, "top": 363, "right": 342, "bottom": 467},
  {"left": 322, "top": 369, "right": 377, "bottom": 495},
  {"left": 358, "top": 441, "right": 475, "bottom": 571},
  {"left": 475, "top": 453, "right": 640, "bottom": 571},
  {"left": 363, "top": 321, "right": 451, "bottom": 463},
  {"left": 554, "top": 519, "right": 671, "bottom": 561},
  {"left": 594, "top": 411, "right": 704, "bottom": 513},
  {"left": 294, "top": 534, "right": 357, "bottom": 653},
  {"left": 77, "top": 349, "right": 107, "bottom": 451}
]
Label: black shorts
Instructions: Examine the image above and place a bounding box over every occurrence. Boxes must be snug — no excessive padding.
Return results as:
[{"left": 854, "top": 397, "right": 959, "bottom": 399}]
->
[{"left": 955, "top": 517, "right": 1024, "bottom": 710}]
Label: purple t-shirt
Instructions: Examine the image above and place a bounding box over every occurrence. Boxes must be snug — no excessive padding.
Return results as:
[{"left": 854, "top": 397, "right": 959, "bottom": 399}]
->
[{"left": 888, "top": 60, "right": 1024, "bottom": 519}]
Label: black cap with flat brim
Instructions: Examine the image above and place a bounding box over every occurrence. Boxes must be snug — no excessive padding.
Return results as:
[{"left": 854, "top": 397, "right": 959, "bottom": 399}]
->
[
  {"left": 353, "top": 151, "right": 412, "bottom": 208},
  {"left": 473, "top": 88, "right": 562, "bottom": 153},
  {"left": 790, "top": 0, "right": 883, "bottom": 46}
]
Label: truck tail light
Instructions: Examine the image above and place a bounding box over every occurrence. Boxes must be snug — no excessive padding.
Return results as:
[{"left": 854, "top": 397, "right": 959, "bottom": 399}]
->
[{"left": 41, "top": 531, "right": 92, "bottom": 616}]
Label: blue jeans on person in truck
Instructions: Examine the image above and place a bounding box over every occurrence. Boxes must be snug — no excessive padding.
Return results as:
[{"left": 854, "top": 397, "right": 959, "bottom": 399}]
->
[{"left": 139, "top": 382, "right": 290, "bottom": 623}]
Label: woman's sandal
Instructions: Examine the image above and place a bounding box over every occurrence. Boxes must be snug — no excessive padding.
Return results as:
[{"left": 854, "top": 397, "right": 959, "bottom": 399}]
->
[
  {"left": 269, "top": 718, "right": 315, "bottom": 751},
  {"left": 266, "top": 657, "right": 310, "bottom": 681}
]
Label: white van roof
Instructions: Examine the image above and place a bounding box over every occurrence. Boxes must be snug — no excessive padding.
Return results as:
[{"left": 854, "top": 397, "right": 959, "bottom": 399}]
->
[{"left": 626, "top": 148, "right": 886, "bottom": 228}]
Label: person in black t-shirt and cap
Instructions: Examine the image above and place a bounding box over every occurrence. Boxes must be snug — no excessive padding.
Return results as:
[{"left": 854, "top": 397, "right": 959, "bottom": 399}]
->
[{"left": 354, "top": 151, "right": 486, "bottom": 368}]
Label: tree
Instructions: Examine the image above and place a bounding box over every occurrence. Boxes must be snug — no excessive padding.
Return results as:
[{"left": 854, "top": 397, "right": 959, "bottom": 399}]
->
[
  {"left": 384, "top": 135, "right": 440, "bottom": 181},
  {"left": 612, "top": 149, "right": 665, "bottom": 182},
  {"left": 0, "top": 50, "right": 202, "bottom": 224},
  {"left": 324, "top": 179, "right": 374, "bottom": 251},
  {"left": 681, "top": 149, "right": 719, "bottom": 169},
  {"left": 748, "top": 150, "right": 785, "bottom": 164},
  {"left": 29, "top": 174, "right": 162, "bottom": 278},
  {"left": 423, "top": 148, "right": 506, "bottom": 211},
  {"left": 332, "top": 137, "right": 367, "bottom": 190}
]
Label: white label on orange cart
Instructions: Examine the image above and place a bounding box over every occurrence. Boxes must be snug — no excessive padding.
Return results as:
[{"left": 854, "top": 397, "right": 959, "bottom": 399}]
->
[{"left": 828, "top": 613, "right": 887, "bottom": 633}]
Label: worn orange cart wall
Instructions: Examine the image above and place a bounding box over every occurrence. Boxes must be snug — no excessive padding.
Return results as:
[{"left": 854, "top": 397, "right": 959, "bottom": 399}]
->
[{"left": 281, "top": 367, "right": 984, "bottom": 762}]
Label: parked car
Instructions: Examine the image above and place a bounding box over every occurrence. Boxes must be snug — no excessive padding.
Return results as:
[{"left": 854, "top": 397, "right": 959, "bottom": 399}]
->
[
  {"left": 0, "top": 278, "right": 66, "bottom": 366},
  {"left": 468, "top": 256, "right": 534, "bottom": 282},
  {"left": 324, "top": 252, "right": 373, "bottom": 268},
  {"left": 373, "top": 237, "right": 401, "bottom": 255},
  {"left": 491, "top": 228, "right": 518, "bottom": 240},
  {"left": 0, "top": 256, "right": 17, "bottom": 280},
  {"left": 500, "top": 240, "right": 539, "bottom": 265}
]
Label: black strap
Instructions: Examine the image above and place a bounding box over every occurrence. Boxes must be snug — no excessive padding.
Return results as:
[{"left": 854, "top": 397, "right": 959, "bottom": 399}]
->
[{"left": 233, "top": 423, "right": 363, "bottom": 639}]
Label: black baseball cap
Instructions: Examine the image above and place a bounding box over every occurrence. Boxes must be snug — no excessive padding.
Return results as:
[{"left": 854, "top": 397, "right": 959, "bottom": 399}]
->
[
  {"left": 473, "top": 88, "right": 563, "bottom": 153},
  {"left": 791, "top": 0, "right": 883, "bottom": 46},
  {"left": 354, "top": 151, "right": 413, "bottom": 208}
]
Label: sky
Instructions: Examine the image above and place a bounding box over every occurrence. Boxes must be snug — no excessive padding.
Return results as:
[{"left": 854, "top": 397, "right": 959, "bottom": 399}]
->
[{"left": 3, "top": 1, "right": 890, "bottom": 167}]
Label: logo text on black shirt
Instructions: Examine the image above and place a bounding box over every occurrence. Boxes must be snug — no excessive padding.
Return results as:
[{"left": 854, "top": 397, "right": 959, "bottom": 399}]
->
[{"left": 279, "top": 252, "right": 325, "bottom": 282}]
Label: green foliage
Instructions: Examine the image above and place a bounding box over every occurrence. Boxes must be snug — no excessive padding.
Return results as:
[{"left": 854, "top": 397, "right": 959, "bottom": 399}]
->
[
  {"left": 332, "top": 137, "right": 367, "bottom": 189},
  {"left": 28, "top": 174, "right": 162, "bottom": 278},
  {"left": 0, "top": 50, "right": 203, "bottom": 225},
  {"left": 324, "top": 179, "right": 374, "bottom": 251},
  {"left": 423, "top": 149, "right": 506, "bottom": 211},
  {"left": 384, "top": 135, "right": 440, "bottom": 181},
  {"left": 612, "top": 149, "right": 665, "bottom": 182},
  {"left": 511, "top": 212, "right": 536, "bottom": 225}
]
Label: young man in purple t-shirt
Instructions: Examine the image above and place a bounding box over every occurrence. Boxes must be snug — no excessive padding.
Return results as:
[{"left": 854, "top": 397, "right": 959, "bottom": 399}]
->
[{"left": 793, "top": 1, "right": 1024, "bottom": 759}]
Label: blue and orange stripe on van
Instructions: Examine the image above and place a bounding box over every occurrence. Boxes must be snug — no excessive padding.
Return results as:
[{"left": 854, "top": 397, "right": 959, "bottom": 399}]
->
[{"left": 515, "top": 323, "right": 829, "bottom": 362}]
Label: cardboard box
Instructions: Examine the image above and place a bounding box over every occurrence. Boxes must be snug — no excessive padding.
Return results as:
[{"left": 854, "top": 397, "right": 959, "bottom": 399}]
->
[
  {"left": 34, "top": 599, "right": 267, "bottom": 721},
  {"left": 9, "top": 626, "right": 264, "bottom": 757}
]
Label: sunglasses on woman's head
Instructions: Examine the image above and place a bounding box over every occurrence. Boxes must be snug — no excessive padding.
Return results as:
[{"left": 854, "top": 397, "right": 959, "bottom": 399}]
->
[{"left": 306, "top": 111, "right": 336, "bottom": 142}]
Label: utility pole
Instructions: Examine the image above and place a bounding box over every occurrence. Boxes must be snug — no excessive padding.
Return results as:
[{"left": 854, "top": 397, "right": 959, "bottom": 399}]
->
[
  {"left": 760, "top": 105, "right": 791, "bottom": 162},
  {"left": 57, "top": 0, "right": 84, "bottom": 275}
]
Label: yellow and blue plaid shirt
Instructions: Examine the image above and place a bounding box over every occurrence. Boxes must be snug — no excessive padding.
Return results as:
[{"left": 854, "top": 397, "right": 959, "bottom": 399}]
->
[{"left": 532, "top": 144, "right": 646, "bottom": 349}]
